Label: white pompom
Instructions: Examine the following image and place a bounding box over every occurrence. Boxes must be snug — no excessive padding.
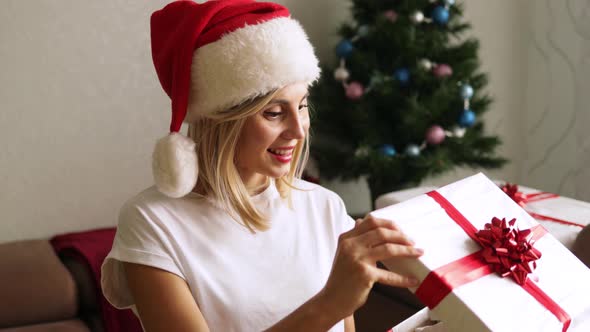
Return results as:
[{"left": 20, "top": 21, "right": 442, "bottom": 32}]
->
[
  {"left": 334, "top": 67, "right": 350, "bottom": 82},
  {"left": 152, "top": 132, "right": 198, "bottom": 198}
]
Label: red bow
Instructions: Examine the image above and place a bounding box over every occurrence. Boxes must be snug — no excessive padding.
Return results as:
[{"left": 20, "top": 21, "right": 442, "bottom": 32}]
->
[
  {"left": 475, "top": 217, "right": 542, "bottom": 285},
  {"left": 501, "top": 183, "right": 528, "bottom": 206}
]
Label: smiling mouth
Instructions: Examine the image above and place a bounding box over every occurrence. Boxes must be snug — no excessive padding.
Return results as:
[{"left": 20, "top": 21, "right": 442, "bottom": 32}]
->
[
  {"left": 267, "top": 148, "right": 294, "bottom": 164},
  {"left": 267, "top": 148, "right": 293, "bottom": 156}
]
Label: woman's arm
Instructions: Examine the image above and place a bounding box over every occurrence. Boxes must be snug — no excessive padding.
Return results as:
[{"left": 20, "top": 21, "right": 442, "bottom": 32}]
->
[
  {"left": 125, "top": 215, "right": 419, "bottom": 332},
  {"left": 263, "top": 292, "right": 341, "bottom": 331},
  {"left": 124, "top": 262, "right": 211, "bottom": 332},
  {"left": 125, "top": 263, "right": 342, "bottom": 332}
]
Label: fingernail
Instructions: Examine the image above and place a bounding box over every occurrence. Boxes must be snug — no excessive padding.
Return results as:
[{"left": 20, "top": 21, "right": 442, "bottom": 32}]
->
[
  {"left": 409, "top": 277, "right": 420, "bottom": 286},
  {"left": 415, "top": 248, "right": 424, "bottom": 255}
]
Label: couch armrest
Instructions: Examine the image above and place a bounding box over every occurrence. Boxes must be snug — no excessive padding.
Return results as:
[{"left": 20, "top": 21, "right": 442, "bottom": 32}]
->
[{"left": 0, "top": 240, "right": 77, "bottom": 328}]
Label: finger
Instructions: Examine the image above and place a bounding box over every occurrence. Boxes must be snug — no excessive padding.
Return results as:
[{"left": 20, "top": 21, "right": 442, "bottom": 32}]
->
[
  {"left": 349, "top": 215, "right": 399, "bottom": 237},
  {"left": 368, "top": 243, "right": 424, "bottom": 261},
  {"left": 356, "top": 227, "right": 414, "bottom": 248},
  {"left": 373, "top": 267, "right": 421, "bottom": 288},
  {"left": 338, "top": 218, "right": 363, "bottom": 242},
  {"left": 337, "top": 218, "right": 366, "bottom": 241}
]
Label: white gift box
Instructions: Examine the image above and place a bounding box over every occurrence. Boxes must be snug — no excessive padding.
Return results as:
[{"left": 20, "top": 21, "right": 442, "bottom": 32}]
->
[
  {"left": 376, "top": 186, "right": 437, "bottom": 209},
  {"left": 375, "top": 181, "right": 590, "bottom": 250},
  {"left": 372, "top": 173, "right": 590, "bottom": 332},
  {"left": 493, "top": 181, "right": 590, "bottom": 250},
  {"left": 391, "top": 308, "right": 446, "bottom": 332}
]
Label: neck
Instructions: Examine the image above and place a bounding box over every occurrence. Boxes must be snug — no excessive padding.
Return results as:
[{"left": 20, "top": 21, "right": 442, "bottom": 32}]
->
[{"left": 241, "top": 173, "right": 270, "bottom": 196}]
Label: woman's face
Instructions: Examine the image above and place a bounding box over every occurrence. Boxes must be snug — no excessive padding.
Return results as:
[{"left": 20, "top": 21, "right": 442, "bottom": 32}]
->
[{"left": 235, "top": 82, "right": 309, "bottom": 190}]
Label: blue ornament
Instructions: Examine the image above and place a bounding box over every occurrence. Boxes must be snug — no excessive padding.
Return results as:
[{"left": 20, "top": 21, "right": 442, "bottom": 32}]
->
[
  {"left": 460, "top": 84, "right": 474, "bottom": 100},
  {"left": 444, "top": 0, "right": 455, "bottom": 6},
  {"left": 393, "top": 68, "right": 410, "bottom": 85},
  {"left": 432, "top": 6, "right": 450, "bottom": 25},
  {"left": 335, "top": 39, "right": 354, "bottom": 58},
  {"left": 458, "top": 109, "right": 476, "bottom": 127},
  {"left": 379, "top": 144, "right": 396, "bottom": 157},
  {"left": 405, "top": 144, "right": 421, "bottom": 157},
  {"left": 357, "top": 25, "right": 370, "bottom": 37}
]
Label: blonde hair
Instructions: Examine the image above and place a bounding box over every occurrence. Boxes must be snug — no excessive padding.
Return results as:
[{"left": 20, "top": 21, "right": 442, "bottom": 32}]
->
[{"left": 187, "top": 91, "right": 310, "bottom": 233}]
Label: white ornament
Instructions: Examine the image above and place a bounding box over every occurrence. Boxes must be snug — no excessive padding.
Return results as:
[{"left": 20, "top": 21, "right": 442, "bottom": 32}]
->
[
  {"left": 334, "top": 67, "right": 350, "bottom": 81},
  {"left": 355, "top": 146, "right": 370, "bottom": 158},
  {"left": 357, "top": 25, "right": 370, "bottom": 37},
  {"left": 410, "top": 11, "right": 425, "bottom": 24},
  {"left": 419, "top": 58, "right": 433, "bottom": 71},
  {"left": 452, "top": 127, "right": 466, "bottom": 138}
]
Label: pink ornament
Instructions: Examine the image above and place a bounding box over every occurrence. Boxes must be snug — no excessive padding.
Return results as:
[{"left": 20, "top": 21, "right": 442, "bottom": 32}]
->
[
  {"left": 345, "top": 81, "right": 364, "bottom": 100},
  {"left": 426, "top": 125, "right": 446, "bottom": 145},
  {"left": 433, "top": 64, "right": 453, "bottom": 78},
  {"left": 383, "top": 10, "right": 398, "bottom": 23}
]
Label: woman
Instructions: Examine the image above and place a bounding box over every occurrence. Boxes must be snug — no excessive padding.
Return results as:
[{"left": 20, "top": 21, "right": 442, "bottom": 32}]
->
[{"left": 101, "top": 1, "right": 423, "bottom": 331}]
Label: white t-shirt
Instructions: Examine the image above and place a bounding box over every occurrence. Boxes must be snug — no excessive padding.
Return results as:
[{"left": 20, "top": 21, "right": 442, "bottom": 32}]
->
[{"left": 101, "top": 179, "right": 355, "bottom": 331}]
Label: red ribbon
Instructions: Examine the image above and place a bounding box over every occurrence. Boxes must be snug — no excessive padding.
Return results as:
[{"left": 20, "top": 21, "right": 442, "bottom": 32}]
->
[
  {"left": 501, "top": 183, "right": 558, "bottom": 206},
  {"left": 501, "top": 183, "right": 585, "bottom": 228},
  {"left": 414, "top": 190, "right": 571, "bottom": 332}
]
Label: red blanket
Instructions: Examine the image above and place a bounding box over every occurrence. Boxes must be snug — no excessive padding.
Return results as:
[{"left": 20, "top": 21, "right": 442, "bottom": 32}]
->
[{"left": 50, "top": 227, "right": 142, "bottom": 332}]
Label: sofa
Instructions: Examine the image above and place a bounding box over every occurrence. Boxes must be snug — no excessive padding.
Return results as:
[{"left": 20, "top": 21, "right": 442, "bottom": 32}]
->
[
  {"left": 0, "top": 239, "right": 103, "bottom": 332},
  {"left": 1, "top": 226, "right": 589, "bottom": 332}
]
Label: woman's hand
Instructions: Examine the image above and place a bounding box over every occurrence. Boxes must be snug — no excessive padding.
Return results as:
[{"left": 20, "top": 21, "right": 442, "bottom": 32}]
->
[{"left": 319, "top": 214, "right": 424, "bottom": 319}]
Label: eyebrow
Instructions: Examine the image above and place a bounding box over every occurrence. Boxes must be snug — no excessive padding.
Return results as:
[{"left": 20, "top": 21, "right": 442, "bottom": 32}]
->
[{"left": 268, "top": 92, "right": 309, "bottom": 105}]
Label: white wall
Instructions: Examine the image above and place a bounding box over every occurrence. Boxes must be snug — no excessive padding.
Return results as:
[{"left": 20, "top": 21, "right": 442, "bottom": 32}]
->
[
  {"left": 521, "top": 1, "right": 590, "bottom": 201},
  {"left": 0, "top": 1, "right": 171, "bottom": 243},
  {"left": 0, "top": 0, "right": 526, "bottom": 243}
]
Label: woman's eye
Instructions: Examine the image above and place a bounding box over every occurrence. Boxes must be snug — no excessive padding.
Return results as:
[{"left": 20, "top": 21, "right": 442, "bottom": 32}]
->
[
  {"left": 264, "top": 111, "right": 282, "bottom": 119},
  {"left": 299, "top": 104, "right": 308, "bottom": 111}
]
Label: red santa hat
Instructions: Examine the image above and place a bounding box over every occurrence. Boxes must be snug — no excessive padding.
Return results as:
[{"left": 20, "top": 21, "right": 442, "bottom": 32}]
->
[{"left": 150, "top": 0, "right": 320, "bottom": 197}]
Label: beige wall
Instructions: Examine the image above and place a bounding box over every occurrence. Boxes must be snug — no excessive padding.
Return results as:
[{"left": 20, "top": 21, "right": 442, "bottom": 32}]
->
[
  {"left": 0, "top": 0, "right": 525, "bottom": 243},
  {"left": 521, "top": 1, "right": 590, "bottom": 201}
]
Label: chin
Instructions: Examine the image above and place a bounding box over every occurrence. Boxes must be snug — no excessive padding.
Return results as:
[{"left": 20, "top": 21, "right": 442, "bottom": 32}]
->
[{"left": 266, "top": 166, "right": 291, "bottom": 179}]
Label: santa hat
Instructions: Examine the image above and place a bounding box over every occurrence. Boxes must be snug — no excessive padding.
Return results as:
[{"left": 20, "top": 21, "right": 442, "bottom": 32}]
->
[{"left": 150, "top": 0, "right": 320, "bottom": 198}]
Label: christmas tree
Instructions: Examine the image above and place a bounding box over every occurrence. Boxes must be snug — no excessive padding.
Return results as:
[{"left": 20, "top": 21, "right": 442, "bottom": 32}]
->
[{"left": 310, "top": 0, "right": 507, "bottom": 205}]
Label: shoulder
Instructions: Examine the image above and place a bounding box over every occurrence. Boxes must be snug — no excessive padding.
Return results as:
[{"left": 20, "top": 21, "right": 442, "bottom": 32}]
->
[
  {"left": 290, "top": 178, "right": 347, "bottom": 213},
  {"left": 123, "top": 185, "right": 187, "bottom": 208},
  {"left": 291, "top": 178, "right": 342, "bottom": 202},
  {"left": 119, "top": 186, "right": 171, "bottom": 223},
  {"left": 114, "top": 187, "right": 175, "bottom": 241},
  {"left": 290, "top": 179, "right": 355, "bottom": 238},
  {"left": 117, "top": 186, "right": 211, "bottom": 231}
]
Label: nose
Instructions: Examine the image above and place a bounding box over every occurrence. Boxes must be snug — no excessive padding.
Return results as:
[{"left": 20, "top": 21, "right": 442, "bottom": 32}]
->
[{"left": 283, "top": 111, "right": 306, "bottom": 140}]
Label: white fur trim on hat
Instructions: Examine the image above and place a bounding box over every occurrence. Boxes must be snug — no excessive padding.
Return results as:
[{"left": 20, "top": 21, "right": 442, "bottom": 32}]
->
[
  {"left": 152, "top": 132, "right": 198, "bottom": 198},
  {"left": 185, "top": 17, "right": 321, "bottom": 122}
]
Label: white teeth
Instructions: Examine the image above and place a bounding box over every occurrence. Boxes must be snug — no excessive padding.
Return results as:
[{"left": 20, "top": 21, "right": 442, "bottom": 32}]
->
[{"left": 269, "top": 148, "right": 292, "bottom": 156}]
